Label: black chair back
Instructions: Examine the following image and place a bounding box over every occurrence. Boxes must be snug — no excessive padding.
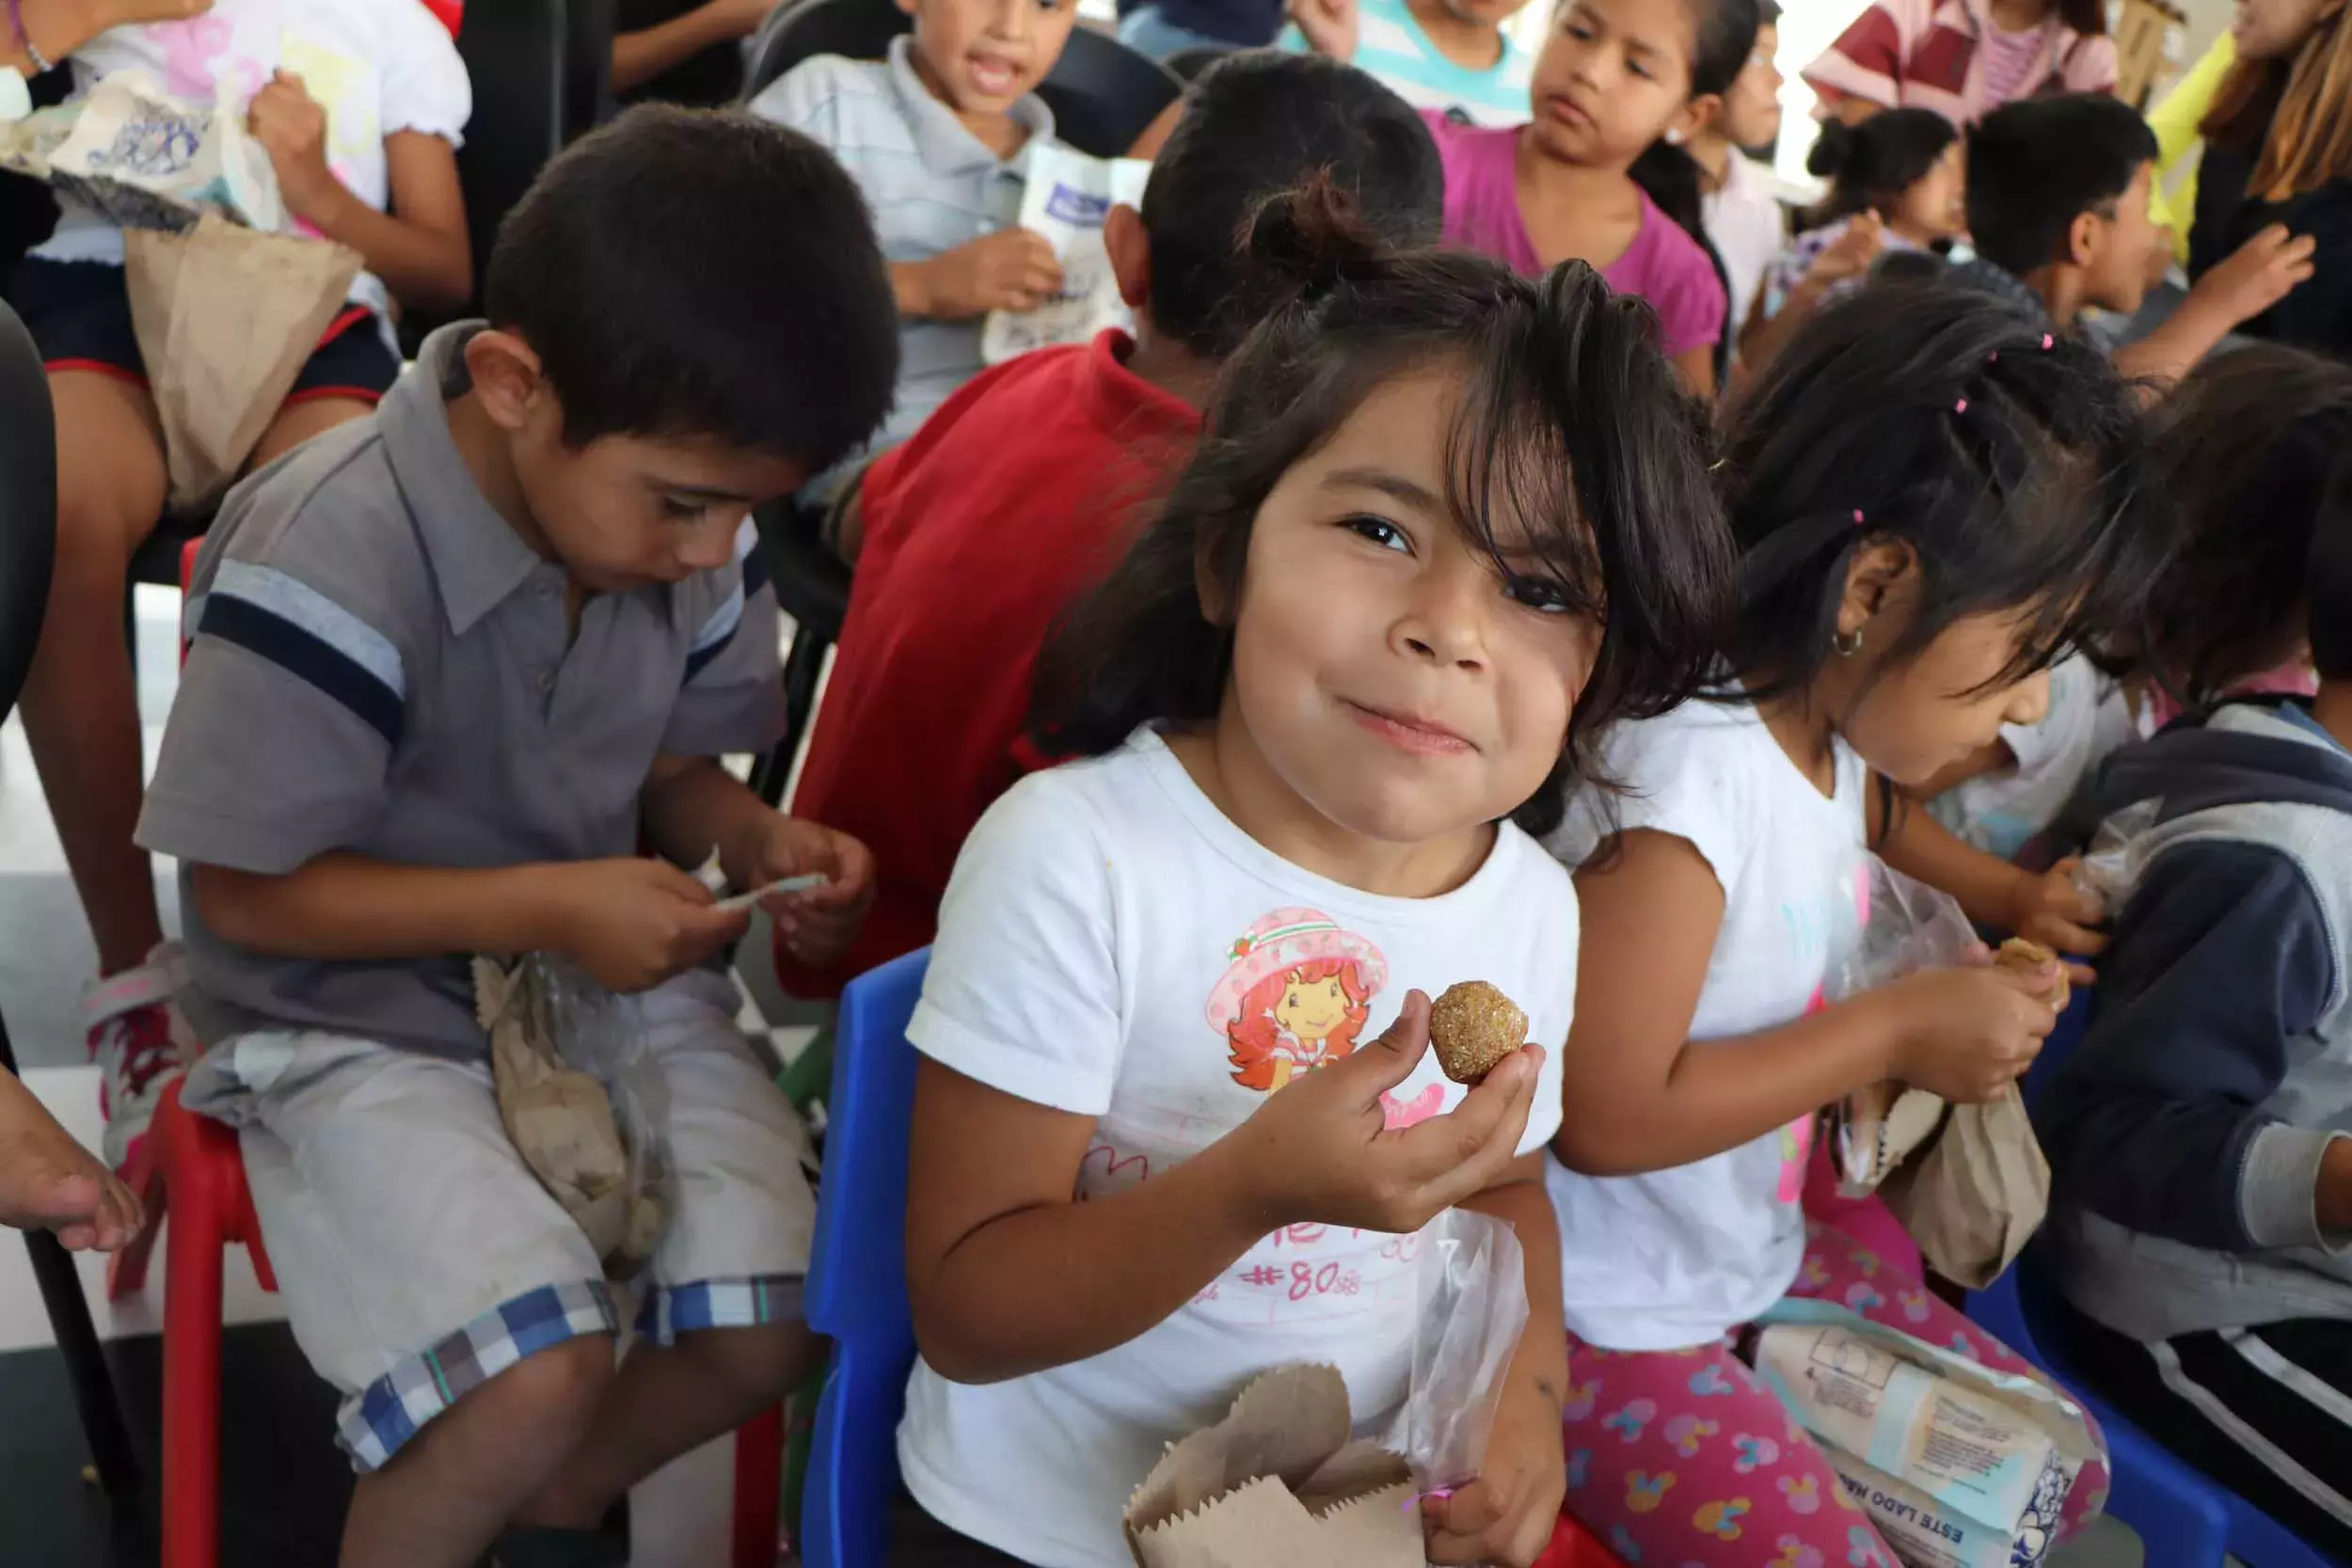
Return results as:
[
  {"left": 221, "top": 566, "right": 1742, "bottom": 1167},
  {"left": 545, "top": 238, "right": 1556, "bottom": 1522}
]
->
[
  {"left": 566, "top": 0, "right": 619, "bottom": 137},
  {"left": 744, "top": 0, "right": 1180, "bottom": 159},
  {"left": 451, "top": 0, "right": 569, "bottom": 315},
  {"left": 0, "top": 300, "right": 54, "bottom": 708}
]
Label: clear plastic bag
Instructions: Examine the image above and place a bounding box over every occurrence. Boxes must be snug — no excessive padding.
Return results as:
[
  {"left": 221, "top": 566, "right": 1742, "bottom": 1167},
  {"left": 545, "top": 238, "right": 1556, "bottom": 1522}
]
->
[
  {"left": 475, "top": 954, "right": 675, "bottom": 1278},
  {"left": 1381, "top": 1209, "right": 1530, "bottom": 1495},
  {"left": 2070, "top": 800, "right": 2158, "bottom": 913}
]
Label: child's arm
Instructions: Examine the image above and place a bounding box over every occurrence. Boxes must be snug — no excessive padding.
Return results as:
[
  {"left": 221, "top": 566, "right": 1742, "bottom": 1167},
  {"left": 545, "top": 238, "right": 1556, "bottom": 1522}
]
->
[
  {"left": 247, "top": 73, "right": 472, "bottom": 314},
  {"left": 191, "top": 852, "right": 751, "bottom": 991},
  {"left": 1873, "top": 788, "right": 2106, "bottom": 970},
  {"left": 905, "top": 995, "right": 1542, "bottom": 1385},
  {"left": 2113, "top": 224, "right": 2316, "bottom": 388},
  {"left": 1554, "top": 829, "right": 2057, "bottom": 1176},
  {"left": 1672, "top": 346, "right": 1716, "bottom": 401},
  {"left": 638, "top": 752, "right": 876, "bottom": 967},
  {"left": 0, "top": 0, "right": 201, "bottom": 73},
  {"left": 1422, "top": 1156, "right": 1567, "bottom": 1568},
  {"left": 892, "top": 230, "right": 1064, "bottom": 322},
  {"left": 611, "top": 0, "right": 771, "bottom": 93}
]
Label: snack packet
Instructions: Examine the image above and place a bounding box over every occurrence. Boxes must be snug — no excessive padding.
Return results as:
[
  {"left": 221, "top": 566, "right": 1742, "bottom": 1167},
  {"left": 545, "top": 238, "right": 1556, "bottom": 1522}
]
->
[
  {"left": 473, "top": 955, "right": 675, "bottom": 1278},
  {"left": 36, "top": 72, "right": 280, "bottom": 234},
  {"left": 980, "top": 142, "right": 1151, "bottom": 365}
]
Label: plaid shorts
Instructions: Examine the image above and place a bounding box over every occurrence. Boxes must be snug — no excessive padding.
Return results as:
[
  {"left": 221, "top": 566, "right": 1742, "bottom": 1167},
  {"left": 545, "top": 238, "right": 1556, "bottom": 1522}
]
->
[{"left": 183, "top": 969, "right": 818, "bottom": 1470}]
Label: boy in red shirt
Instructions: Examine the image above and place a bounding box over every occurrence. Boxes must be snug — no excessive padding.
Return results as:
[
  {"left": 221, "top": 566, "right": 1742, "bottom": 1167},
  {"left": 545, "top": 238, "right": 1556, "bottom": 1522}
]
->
[{"left": 778, "top": 52, "right": 1445, "bottom": 996}]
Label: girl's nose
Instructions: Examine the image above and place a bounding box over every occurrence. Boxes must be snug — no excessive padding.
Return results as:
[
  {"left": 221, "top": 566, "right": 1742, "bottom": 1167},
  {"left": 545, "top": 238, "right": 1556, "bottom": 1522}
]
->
[
  {"left": 1395, "top": 571, "right": 1490, "bottom": 670},
  {"left": 2002, "top": 668, "right": 2055, "bottom": 728}
]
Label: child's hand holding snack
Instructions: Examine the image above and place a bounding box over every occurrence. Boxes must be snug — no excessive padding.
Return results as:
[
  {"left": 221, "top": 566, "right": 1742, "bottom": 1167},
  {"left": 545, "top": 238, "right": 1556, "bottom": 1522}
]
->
[
  {"left": 547, "top": 856, "right": 751, "bottom": 992},
  {"left": 1422, "top": 1372, "right": 1567, "bottom": 1566},
  {"left": 1880, "top": 961, "right": 2057, "bottom": 1103},
  {"left": 906, "top": 228, "right": 1065, "bottom": 319},
  {"left": 1226, "top": 990, "right": 1542, "bottom": 1235},
  {"left": 723, "top": 814, "right": 876, "bottom": 967},
  {"left": 2005, "top": 854, "right": 2106, "bottom": 980}
]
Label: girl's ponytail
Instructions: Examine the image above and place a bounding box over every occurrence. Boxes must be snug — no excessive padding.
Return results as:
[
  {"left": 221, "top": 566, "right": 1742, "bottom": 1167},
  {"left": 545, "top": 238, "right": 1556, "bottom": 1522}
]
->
[
  {"left": 1797, "top": 107, "right": 1959, "bottom": 230},
  {"left": 1236, "top": 172, "right": 1389, "bottom": 308},
  {"left": 1634, "top": 0, "right": 1760, "bottom": 384}
]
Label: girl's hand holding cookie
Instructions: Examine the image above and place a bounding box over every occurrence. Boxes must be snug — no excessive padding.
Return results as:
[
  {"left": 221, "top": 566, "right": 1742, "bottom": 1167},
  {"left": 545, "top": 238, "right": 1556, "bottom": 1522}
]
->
[{"left": 1223, "top": 990, "right": 1542, "bottom": 1236}]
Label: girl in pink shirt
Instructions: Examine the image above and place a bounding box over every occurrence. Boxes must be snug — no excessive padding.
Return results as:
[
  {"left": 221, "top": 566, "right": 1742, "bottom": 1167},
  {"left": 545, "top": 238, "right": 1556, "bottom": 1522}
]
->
[{"left": 1424, "top": 0, "right": 1753, "bottom": 396}]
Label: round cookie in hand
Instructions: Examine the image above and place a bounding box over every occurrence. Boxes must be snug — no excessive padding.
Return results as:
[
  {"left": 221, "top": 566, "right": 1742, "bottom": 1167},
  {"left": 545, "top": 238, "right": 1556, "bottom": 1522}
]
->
[
  {"left": 1995, "top": 937, "right": 2072, "bottom": 1011},
  {"left": 1428, "top": 981, "right": 1528, "bottom": 1085}
]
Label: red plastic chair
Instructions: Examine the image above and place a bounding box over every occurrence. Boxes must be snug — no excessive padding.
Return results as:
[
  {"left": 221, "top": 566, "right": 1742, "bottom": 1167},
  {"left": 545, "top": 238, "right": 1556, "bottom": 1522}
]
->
[
  {"left": 113, "top": 534, "right": 790, "bottom": 1568},
  {"left": 1534, "top": 1512, "right": 1629, "bottom": 1568}
]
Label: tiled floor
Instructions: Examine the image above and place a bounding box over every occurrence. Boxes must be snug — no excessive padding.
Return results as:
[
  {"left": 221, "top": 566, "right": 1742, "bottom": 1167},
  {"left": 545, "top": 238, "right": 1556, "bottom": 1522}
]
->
[{"left": 0, "top": 587, "right": 817, "bottom": 1566}]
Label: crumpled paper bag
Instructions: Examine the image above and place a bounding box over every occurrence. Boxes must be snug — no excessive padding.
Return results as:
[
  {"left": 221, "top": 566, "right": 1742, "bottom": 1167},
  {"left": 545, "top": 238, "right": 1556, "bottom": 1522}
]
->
[
  {"left": 473, "top": 957, "right": 669, "bottom": 1279},
  {"left": 1883, "top": 1082, "right": 2051, "bottom": 1290},
  {"left": 1123, "top": 1364, "right": 1422, "bottom": 1568},
  {"left": 124, "top": 214, "right": 361, "bottom": 510}
]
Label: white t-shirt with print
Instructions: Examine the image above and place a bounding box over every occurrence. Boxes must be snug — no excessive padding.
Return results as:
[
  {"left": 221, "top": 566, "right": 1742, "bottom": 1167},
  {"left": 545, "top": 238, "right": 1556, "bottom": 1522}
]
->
[
  {"left": 1930, "top": 655, "right": 2148, "bottom": 860},
  {"left": 37, "top": 0, "right": 472, "bottom": 320},
  {"left": 898, "top": 727, "right": 1576, "bottom": 1568},
  {"left": 1543, "top": 698, "right": 1867, "bottom": 1351}
]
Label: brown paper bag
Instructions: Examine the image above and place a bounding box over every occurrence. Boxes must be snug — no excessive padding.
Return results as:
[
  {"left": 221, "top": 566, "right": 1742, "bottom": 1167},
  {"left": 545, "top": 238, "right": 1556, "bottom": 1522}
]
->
[
  {"left": 473, "top": 958, "right": 668, "bottom": 1278},
  {"left": 1123, "top": 1365, "right": 1422, "bottom": 1568},
  {"left": 1884, "top": 1081, "right": 2049, "bottom": 1290},
  {"left": 123, "top": 214, "right": 363, "bottom": 512}
]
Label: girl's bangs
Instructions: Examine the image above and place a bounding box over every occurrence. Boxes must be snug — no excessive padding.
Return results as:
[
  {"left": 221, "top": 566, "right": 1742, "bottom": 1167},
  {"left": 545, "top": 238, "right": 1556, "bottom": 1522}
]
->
[{"left": 1442, "top": 345, "right": 1609, "bottom": 623}]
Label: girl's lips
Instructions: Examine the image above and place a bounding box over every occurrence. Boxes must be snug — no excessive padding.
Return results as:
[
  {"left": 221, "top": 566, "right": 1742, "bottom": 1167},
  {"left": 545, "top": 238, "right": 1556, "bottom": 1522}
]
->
[
  {"left": 1345, "top": 700, "right": 1474, "bottom": 755},
  {"left": 1544, "top": 94, "right": 1596, "bottom": 131}
]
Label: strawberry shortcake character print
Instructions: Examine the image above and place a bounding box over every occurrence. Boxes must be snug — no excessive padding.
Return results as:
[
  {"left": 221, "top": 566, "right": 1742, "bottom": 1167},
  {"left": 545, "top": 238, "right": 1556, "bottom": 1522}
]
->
[{"left": 1205, "top": 909, "right": 1386, "bottom": 1093}]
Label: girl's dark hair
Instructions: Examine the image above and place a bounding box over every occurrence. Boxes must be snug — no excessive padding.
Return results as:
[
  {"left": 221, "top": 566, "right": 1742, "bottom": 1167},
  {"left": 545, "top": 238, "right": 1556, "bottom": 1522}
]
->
[
  {"left": 2142, "top": 344, "right": 2352, "bottom": 706},
  {"left": 1030, "top": 183, "right": 1736, "bottom": 839},
  {"left": 1628, "top": 0, "right": 1762, "bottom": 384},
  {"left": 1717, "top": 281, "right": 2167, "bottom": 707},
  {"left": 2053, "top": 0, "right": 2106, "bottom": 35},
  {"left": 1801, "top": 108, "right": 1959, "bottom": 229}
]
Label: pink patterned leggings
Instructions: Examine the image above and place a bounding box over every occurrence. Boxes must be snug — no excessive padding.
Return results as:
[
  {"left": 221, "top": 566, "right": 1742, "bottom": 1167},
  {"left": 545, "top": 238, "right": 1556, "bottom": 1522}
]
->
[{"left": 1558, "top": 1222, "right": 2109, "bottom": 1566}]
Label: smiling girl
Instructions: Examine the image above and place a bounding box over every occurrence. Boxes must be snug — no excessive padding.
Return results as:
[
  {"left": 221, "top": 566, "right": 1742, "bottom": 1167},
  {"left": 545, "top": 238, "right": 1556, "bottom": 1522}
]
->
[{"left": 885, "top": 188, "right": 1731, "bottom": 1568}]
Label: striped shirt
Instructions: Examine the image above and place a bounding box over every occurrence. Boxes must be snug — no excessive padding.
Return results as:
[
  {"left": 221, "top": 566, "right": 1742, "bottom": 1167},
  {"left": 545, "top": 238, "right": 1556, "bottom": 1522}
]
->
[
  {"left": 749, "top": 40, "right": 1057, "bottom": 453},
  {"left": 1280, "top": 0, "right": 1532, "bottom": 128},
  {"left": 1802, "top": 0, "right": 2117, "bottom": 127}
]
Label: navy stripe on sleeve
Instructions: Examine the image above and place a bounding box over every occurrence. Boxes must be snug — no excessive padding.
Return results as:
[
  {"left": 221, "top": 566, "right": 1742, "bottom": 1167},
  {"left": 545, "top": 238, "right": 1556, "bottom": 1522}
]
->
[{"left": 199, "top": 594, "right": 406, "bottom": 747}]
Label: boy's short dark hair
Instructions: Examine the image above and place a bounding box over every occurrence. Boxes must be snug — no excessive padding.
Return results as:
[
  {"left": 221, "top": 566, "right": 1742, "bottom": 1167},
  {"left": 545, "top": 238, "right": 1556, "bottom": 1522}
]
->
[
  {"left": 484, "top": 105, "right": 899, "bottom": 469},
  {"left": 1139, "top": 53, "right": 1443, "bottom": 359},
  {"left": 1965, "top": 94, "right": 2158, "bottom": 277}
]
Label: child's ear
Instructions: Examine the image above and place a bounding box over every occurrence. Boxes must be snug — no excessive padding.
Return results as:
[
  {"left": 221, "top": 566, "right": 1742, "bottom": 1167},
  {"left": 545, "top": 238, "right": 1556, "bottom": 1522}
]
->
[
  {"left": 462, "top": 329, "right": 546, "bottom": 433},
  {"left": 1668, "top": 92, "right": 1723, "bottom": 148},
  {"left": 1105, "top": 202, "right": 1152, "bottom": 311},
  {"left": 1836, "top": 536, "right": 1915, "bottom": 643},
  {"left": 2065, "top": 208, "right": 2105, "bottom": 271}
]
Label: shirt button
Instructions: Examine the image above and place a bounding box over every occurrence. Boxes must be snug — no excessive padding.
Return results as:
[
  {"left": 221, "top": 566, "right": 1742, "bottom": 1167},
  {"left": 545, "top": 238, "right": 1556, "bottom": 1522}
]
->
[{"left": 535, "top": 672, "right": 554, "bottom": 694}]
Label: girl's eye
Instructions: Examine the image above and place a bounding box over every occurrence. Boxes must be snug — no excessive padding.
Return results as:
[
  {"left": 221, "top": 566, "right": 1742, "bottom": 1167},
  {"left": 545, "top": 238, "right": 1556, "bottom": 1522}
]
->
[
  {"left": 659, "top": 497, "right": 704, "bottom": 520},
  {"left": 1344, "top": 515, "right": 1411, "bottom": 553},
  {"left": 1628, "top": 56, "right": 1656, "bottom": 79},
  {"left": 1506, "top": 574, "right": 1577, "bottom": 614}
]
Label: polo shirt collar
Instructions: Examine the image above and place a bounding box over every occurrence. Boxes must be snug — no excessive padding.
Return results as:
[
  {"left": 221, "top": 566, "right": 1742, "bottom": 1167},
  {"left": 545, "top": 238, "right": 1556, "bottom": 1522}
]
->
[
  {"left": 380, "top": 322, "right": 554, "bottom": 637},
  {"left": 883, "top": 35, "right": 1055, "bottom": 177}
]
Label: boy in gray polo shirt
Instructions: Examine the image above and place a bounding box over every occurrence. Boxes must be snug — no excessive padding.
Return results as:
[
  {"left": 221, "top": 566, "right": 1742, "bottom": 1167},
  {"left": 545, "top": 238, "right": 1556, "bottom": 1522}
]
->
[
  {"left": 135, "top": 108, "right": 900, "bottom": 1568},
  {"left": 749, "top": 0, "right": 1080, "bottom": 455}
]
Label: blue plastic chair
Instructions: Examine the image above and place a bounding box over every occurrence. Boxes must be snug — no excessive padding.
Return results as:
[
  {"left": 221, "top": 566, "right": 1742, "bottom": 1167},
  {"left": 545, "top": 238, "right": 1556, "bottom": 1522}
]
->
[
  {"left": 801, "top": 947, "right": 930, "bottom": 1568},
  {"left": 1967, "top": 994, "right": 2337, "bottom": 1568}
]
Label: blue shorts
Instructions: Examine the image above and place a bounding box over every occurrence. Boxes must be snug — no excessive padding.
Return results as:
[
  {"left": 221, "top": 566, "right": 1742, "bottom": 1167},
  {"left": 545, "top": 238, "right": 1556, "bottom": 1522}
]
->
[{"left": 13, "top": 257, "right": 401, "bottom": 407}]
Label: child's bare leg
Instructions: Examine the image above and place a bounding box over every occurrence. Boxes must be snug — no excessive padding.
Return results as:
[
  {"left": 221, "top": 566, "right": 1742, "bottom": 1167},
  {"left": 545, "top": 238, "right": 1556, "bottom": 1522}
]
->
[
  {"left": 515, "top": 1319, "right": 819, "bottom": 1529},
  {"left": 20, "top": 372, "right": 167, "bottom": 976},
  {"left": 251, "top": 395, "right": 375, "bottom": 469},
  {"left": 0, "top": 1069, "right": 139, "bottom": 1249},
  {"left": 339, "top": 1334, "right": 617, "bottom": 1568}
]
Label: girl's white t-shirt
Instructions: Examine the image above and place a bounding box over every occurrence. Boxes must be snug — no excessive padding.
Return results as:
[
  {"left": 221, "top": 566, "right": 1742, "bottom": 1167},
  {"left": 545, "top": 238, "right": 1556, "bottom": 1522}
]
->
[
  {"left": 1543, "top": 698, "right": 1867, "bottom": 1351},
  {"left": 37, "top": 0, "right": 472, "bottom": 319},
  {"left": 898, "top": 727, "right": 1576, "bottom": 1568}
]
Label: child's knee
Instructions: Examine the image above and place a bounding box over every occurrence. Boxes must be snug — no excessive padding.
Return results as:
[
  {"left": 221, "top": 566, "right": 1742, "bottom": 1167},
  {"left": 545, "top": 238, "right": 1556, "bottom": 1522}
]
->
[
  {"left": 682, "top": 1318, "right": 820, "bottom": 1401},
  {"left": 466, "top": 1332, "right": 617, "bottom": 1446}
]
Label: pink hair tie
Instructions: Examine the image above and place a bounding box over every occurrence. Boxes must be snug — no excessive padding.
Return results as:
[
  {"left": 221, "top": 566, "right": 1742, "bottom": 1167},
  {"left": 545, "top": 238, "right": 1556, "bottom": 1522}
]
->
[
  {"left": 1851, "top": 509, "right": 1866, "bottom": 526},
  {"left": 1954, "top": 398, "right": 1969, "bottom": 414},
  {"left": 2041, "top": 333, "right": 2055, "bottom": 350}
]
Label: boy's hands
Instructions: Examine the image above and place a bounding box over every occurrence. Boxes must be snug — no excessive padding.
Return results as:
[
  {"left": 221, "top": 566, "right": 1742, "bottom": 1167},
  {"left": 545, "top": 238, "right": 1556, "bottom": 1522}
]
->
[
  {"left": 908, "top": 230, "right": 1064, "bottom": 319},
  {"left": 1423, "top": 1371, "right": 1565, "bottom": 1566},
  {"left": 2190, "top": 223, "right": 2317, "bottom": 330},
  {"left": 1286, "top": 0, "right": 1359, "bottom": 60},
  {"left": 2006, "top": 857, "right": 2106, "bottom": 979},
  {"left": 247, "top": 70, "right": 339, "bottom": 223},
  {"left": 545, "top": 858, "right": 750, "bottom": 992},
  {"left": 1223, "top": 991, "right": 1541, "bottom": 1235},
  {"left": 723, "top": 816, "right": 876, "bottom": 968}
]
